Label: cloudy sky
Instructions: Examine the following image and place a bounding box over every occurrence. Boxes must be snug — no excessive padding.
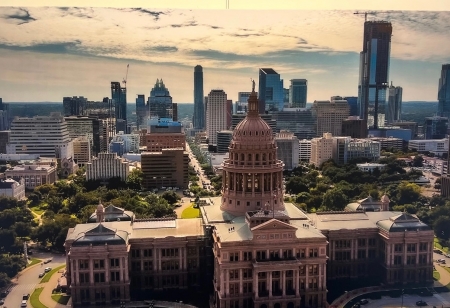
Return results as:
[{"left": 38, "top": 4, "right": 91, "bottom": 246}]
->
[{"left": 0, "top": 1, "right": 449, "bottom": 103}]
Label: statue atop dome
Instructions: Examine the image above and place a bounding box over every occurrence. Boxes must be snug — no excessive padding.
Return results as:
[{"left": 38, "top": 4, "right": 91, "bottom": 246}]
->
[{"left": 251, "top": 78, "right": 255, "bottom": 92}]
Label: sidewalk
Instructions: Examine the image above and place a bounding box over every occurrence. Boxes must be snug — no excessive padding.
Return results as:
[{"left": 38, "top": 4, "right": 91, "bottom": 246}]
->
[
  {"left": 435, "top": 262, "right": 450, "bottom": 287},
  {"left": 38, "top": 266, "right": 71, "bottom": 308}
]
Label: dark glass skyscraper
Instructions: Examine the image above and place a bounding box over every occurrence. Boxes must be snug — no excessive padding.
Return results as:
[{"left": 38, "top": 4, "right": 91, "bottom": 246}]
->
[
  {"left": 136, "top": 94, "right": 146, "bottom": 129},
  {"left": 148, "top": 79, "right": 174, "bottom": 120},
  {"left": 258, "top": 68, "right": 284, "bottom": 113},
  {"left": 357, "top": 21, "right": 392, "bottom": 129},
  {"left": 289, "top": 79, "right": 307, "bottom": 108},
  {"left": 193, "top": 65, "right": 205, "bottom": 129},
  {"left": 387, "top": 82, "right": 402, "bottom": 124},
  {"left": 438, "top": 64, "right": 450, "bottom": 117},
  {"left": 111, "top": 81, "right": 127, "bottom": 133}
]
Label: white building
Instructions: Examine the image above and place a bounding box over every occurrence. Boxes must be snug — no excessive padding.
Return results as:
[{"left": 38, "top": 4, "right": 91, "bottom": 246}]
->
[
  {"left": 206, "top": 89, "right": 228, "bottom": 146},
  {"left": 7, "top": 113, "right": 73, "bottom": 158},
  {"left": 333, "top": 137, "right": 381, "bottom": 165},
  {"left": 310, "top": 133, "right": 333, "bottom": 167},
  {"left": 275, "top": 130, "right": 299, "bottom": 170},
  {"left": 0, "top": 178, "right": 25, "bottom": 200},
  {"left": 299, "top": 139, "right": 312, "bottom": 162},
  {"left": 110, "top": 131, "right": 140, "bottom": 153},
  {"left": 86, "top": 152, "right": 129, "bottom": 182},
  {"left": 408, "top": 139, "right": 449, "bottom": 156},
  {"left": 357, "top": 163, "right": 386, "bottom": 172}
]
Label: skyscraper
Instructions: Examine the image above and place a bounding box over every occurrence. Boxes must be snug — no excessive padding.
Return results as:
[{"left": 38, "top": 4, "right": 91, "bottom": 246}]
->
[
  {"left": 148, "top": 79, "right": 175, "bottom": 120},
  {"left": 135, "top": 94, "right": 146, "bottom": 129},
  {"left": 289, "top": 79, "right": 307, "bottom": 108},
  {"left": 0, "top": 98, "right": 9, "bottom": 130},
  {"left": 193, "top": 65, "right": 205, "bottom": 129},
  {"left": 258, "top": 68, "right": 284, "bottom": 113},
  {"left": 111, "top": 81, "right": 127, "bottom": 133},
  {"left": 438, "top": 64, "right": 450, "bottom": 117},
  {"left": 311, "top": 99, "right": 350, "bottom": 137},
  {"left": 357, "top": 21, "right": 392, "bottom": 129},
  {"left": 206, "top": 89, "right": 228, "bottom": 147},
  {"left": 387, "top": 82, "right": 403, "bottom": 124},
  {"left": 63, "top": 96, "right": 87, "bottom": 116}
]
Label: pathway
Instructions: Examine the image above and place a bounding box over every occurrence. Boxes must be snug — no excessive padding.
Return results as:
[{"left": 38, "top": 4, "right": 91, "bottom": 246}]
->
[{"left": 38, "top": 266, "right": 70, "bottom": 308}]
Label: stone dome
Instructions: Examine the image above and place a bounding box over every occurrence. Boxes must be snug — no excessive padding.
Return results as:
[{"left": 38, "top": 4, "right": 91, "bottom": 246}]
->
[{"left": 381, "top": 194, "right": 390, "bottom": 203}]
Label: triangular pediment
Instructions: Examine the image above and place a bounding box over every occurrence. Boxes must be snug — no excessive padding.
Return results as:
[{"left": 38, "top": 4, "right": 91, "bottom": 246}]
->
[
  {"left": 251, "top": 218, "right": 297, "bottom": 232},
  {"left": 104, "top": 205, "right": 125, "bottom": 213},
  {"left": 85, "top": 223, "right": 116, "bottom": 235}
]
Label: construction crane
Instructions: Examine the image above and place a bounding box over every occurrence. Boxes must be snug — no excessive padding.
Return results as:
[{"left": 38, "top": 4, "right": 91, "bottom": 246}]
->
[
  {"left": 122, "top": 64, "right": 129, "bottom": 89},
  {"left": 354, "top": 11, "right": 399, "bottom": 22}
]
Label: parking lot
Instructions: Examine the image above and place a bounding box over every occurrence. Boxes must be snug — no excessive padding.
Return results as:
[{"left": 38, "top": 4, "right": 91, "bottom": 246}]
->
[{"left": 345, "top": 291, "right": 450, "bottom": 308}]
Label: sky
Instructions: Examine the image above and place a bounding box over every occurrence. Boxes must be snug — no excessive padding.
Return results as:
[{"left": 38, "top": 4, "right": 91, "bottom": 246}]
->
[{"left": 0, "top": 1, "right": 449, "bottom": 103}]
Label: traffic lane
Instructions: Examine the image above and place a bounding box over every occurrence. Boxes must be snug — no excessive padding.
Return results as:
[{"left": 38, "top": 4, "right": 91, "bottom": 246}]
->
[{"left": 3, "top": 254, "right": 66, "bottom": 308}]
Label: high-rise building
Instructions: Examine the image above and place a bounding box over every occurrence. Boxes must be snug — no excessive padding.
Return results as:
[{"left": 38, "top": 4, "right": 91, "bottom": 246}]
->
[
  {"left": 7, "top": 113, "right": 73, "bottom": 158},
  {"left": 148, "top": 79, "right": 176, "bottom": 120},
  {"left": 111, "top": 82, "right": 127, "bottom": 133},
  {"left": 357, "top": 21, "right": 392, "bottom": 129},
  {"left": 342, "top": 116, "right": 368, "bottom": 139},
  {"left": 438, "top": 64, "right": 450, "bottom": 117},
  {"left": 387, "top": 82, "right": 403, "bottom": 124},
  {"left": 63, "top": 96, "right": 87, "bottom": 116},
  {"left": 275, "top": 130, "right": 299, "bottom": 170},
  {"left": 0, "top": 98, "right": 10, "bottom": 131},
  {"left": 343, "top": 96, "right": 358, "bottom": 116},
  {"left": 271, "top": 108, "right": 316, "bottom": 139},
  {"left": 258, "top": 68, "right": 284, "bottom": 112},
  {"left": 86, "top": 152, "right": 129, "bottom": 182},
  {"left": 310, "top": 132, "right": 334, "bottom": 167},
  {"left": 135, "top": 94, "right": 146, "bottom": 129},
  {"left": 206, "top": 89, "right": 228, "bottom": 147},
  {"left": 217, "top": 130, "right": 233, "bottom": 154},
  {"left": 289, "top": 79, "right": 307, "bottom": 108},
  {"left": 424, "top": 116, "right": 448, "bottom": 139},
  {"left": 311, "top": 99, "right": 350, "bottom": 137},
  {"left": 193, "top": 65, "right": 205, "bottom": 129}
]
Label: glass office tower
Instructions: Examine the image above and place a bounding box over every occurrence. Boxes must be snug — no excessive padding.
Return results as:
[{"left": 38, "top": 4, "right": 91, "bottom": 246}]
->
[
  {"left": 258, "top": 68, "right": 284, "bottom": 113},
  {"left": 111, "top": 81, "right": 127, "bottom": 133},
  {"left": 438, "top": 64, "right": 450, "bottom": 118},
  {"left": 357, "top": 21, "right": 392, "bottom": 129},
  {"left": 193, "top": 65, "right": 205, "bottom": 129},
  {"left": 289, "top": 79, "right": 307, "bottom": 108}
]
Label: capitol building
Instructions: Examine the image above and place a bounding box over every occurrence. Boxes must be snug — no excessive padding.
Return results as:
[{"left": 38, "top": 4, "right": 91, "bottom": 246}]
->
[{"left": 64, "top": 89, "right": 434, "bottom": 308}]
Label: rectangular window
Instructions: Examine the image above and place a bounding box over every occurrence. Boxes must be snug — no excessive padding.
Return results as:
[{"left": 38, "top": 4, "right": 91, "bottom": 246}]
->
[
  {"left": 143, "top": 249, "right": 153, "bottom": 257},
  {"left": 243, "top": 251, "right": 252, "bottom": 261},
  {"left": 79, "top": 272, "right": 89, "bottom": 284},
  {"left": 407, "top": 244, "right": 416, "bottom": 253},
  {"left": 357, "top": 250, "right": 366, "bottom": 259},
  {"left": 94, "top": 273, "right": 105, "bottom": 283},
  {"left": 93, "top": 259, "right": 105, "bottom": 269},
  {"left": 110, "top": 271, "right": 120, "bottom": 282},
  {"left": 419, "top": 243, "right": 428, "bottom": 252},
  {"left": 144, "top": 261, "right": 153, "bottom": 271},
  {"left": 79, "top": 260, "right": 89, "bottom": 269},
  {"left": 394, "top": 244, "right": 403, "bottom": 252},
  {"left": 358, "top": 238, "right": 366, "bottom": 247},
  {"left": 242, "top": 269, "right": 253, "bottom": 279},
  {"left": 229, "top": 269, "right": 239, "bottom": 280},
  {"left": 131, "top": 249, "right": 140, "bottom": 258},
  {"left": 394, "top": 256, "right": 402, "bottom": 265},
  {"left": 110, "top": 258, "right": 119, "bottom": 268},
  {"left": 229, "top": 252, "right": 239, "bottom": 262}
]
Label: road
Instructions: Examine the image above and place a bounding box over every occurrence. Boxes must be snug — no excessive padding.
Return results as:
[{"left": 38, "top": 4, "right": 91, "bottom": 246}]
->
[
  {"left": 186, "top": 143, "right": 211, "bottom": 190},
  {"left": 3, "top": 252, "right": 65, "bottom": 308}
]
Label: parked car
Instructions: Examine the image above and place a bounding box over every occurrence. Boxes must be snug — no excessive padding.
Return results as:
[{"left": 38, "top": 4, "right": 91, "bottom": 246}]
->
[
  {"left": 38, "top": 272, "right": 45, "bottom": 278},
  {"left": 416, "top": 300, "right": 427, "bottom": 306},
  {"left": 359, "top": 299, "right": 369, "bottom": 305},
  {"left": 438, "top": 259, "right": 446, "bottom": 264},
  {"left": 0, "top": 299, "right": 4, "bottom": 305},
  {"left": 44, "top": 267, "right": 52, "bottom": 273},
  {"left": 23, "top": 294, "right": 30, "bottom": 300},
  {"left": 0, "top": 290, "right": 8, "bottom": 298},
  {"left": 43, "top": 259, "right": 52, "bottom": 264},
  {"left": 21, "top": 299, "right": 27, "bottom": 307}
]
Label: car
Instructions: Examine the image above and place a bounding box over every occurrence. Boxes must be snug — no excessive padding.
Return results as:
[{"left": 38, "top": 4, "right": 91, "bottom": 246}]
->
[
  {"left": 175, "top": 204, "right": 182, "bottom": 208},
  {"left": 21, "top": 299, "right": 27, "bottom": 307},
  {"left": 43, "top": 259, "right": 52, "bottom": 264},
  {"left": 416, "top": 300, "right": 427, "bottom": 306},
  {"left": 0, "top": 290, "right": 8, "bottom": 298},
  {"left": 23, "top": 294, "right": 30, "bottom": 300},
  {"left": 359, "top": 299, "right": 369, "bottom": 305},
  {"left": 0, "top": 299, "right": 4, "bottom": 305},
  {"left": 38, "top": 272, "right": 45, "bottom": 278},
  {"left": 44, "top": 267, "right": 52, "bottom": 272},
  {"left": 434, "top": 249, "right": 443, "bottom": 254},
  {"left": 438, "top": 259, "right": 446, "bottom": 264}
]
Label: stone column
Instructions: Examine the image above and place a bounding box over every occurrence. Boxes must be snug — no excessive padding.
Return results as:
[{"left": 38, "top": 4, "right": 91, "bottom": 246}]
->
[
  {"left": 305, "top": 266, "right": 309, "bottom": 290},
  {"left": 224, "top": 269, "right": 228, "bottom": 296},
  {"left": 268, "top": 271, "right": 272, "bottom": 298},
  {"left": 119, "top": 257, "right": 124, "bottom": 282},
  {"left": 105, "top": 257, "right": 110, "bottom": 283},
  {"left": 124, "top": 256, "right": 129, "bottom": 282},
  {"left": 253, "top": 270, "right": 259, "bottom": 299},
  {"left": 220, "top": 269, "right": 225, "bottom": 297},
  {"left": 89, "top": 258, "right": 94, "bottom": 284},
  {"left": 159, "top": 248, "right": 162, "bottom": 271},
  {"left": 252, "top": 173, "right": 255, "bottom": 194},
  {"left": 239, "top": 269, "right": 243, "bottom": 294},
  {"left": 295, "top": 269, "right": 299, "bottom": 296},
  {"left": 72, "top": 259, "right": 77, "bottom": 285},
  {"left": 282, "top": 271, "right": 286, "bottom": 296},
  {"left": 319, "top": 263, "right": 322, "bottom": 290},
  {"left": 179, "top": 248, "right": 183, "bottom": 270}
]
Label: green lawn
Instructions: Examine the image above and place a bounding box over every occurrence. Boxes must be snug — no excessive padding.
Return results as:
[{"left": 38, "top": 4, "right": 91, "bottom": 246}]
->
[
  {"left": 434, "top": 270, "right": 441, "bottom": 281},
  {"left": 28, "top": 258, "right": 42, "bottom": 267},
  {"left": 181, "top": 205, "right": 200, "bottom": 219},
  {"left": 51, "top": 294, "right": 70, "bottom": 305},
  {"left": 30, "top": 287, "right": 47, "bottom": 308},
  {"left": 434, "top": 237, "right": 449, "bottom": 253},
  {"left": 30, "top": 205, "right": 45, "bottom": 215},
  {"left": 41, "top": 265, "right": 66, "bottom": 283}
]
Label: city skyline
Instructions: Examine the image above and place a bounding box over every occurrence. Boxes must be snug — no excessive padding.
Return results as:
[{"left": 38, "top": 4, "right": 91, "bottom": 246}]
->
[{"left": 0, "top": 5, "right": 450, "bottom": 103}]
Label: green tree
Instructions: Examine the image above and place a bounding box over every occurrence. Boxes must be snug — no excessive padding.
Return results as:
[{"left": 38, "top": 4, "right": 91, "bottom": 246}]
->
[
  {"left": 434, "top": 215, "right": 450, "bottom": 241},
  {"left": 322, "top": 189, "right": 348, "bottom": 211},
  {"left": 126, "top": 168, "right": 144, "bottom": 190},
  {"left": 412, "top": 155, "right": 424, "bottom": 167},
  {"left": 396, "top": 182, "right": 421, "bottom": 205},
  {"left": 285, "top": 177, "right": 308, "bottom": 194},
  {"left": 161, "top": 191, "right": 181, "bottom": 205}
]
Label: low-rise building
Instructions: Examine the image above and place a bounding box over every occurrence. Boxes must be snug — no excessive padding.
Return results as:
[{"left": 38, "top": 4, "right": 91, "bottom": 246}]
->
[
  {"left": 4, "top": 163, "right": 57, "bottom": 189},
  {"left": 408, "top": 139, "right": 448, "bottom": 156},
  {"left": 357, "top": 163, "right": 386, "bottom": 172},
  {"left": 0, "top": 178, "right": 25, "bottom": 199}
]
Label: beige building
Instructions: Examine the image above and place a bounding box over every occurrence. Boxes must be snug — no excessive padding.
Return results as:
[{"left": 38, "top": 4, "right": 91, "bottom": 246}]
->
[
  {"left": 311, "top": 99, "right": 350, "bottom": 137},
  {"left": 206, "top": 90, "right": 229, "bottom": 146},
  {"left": 86, "top": 152, "right": 129, "bottom": 182},
  {"left": 5, "top": 163, "right": 57, "bottom": 189},
  {"left": 309, "top": 133, "right": 333, "bottom": 167},
  {"left": 141, "top": 148, "right": 189, "bottom": 189},
  {"left": 73, "top": 136, "right": 91, "bottom": 166}
]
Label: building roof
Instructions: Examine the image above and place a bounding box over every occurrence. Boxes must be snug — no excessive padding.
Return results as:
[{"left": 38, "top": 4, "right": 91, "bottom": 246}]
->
[
  {"left": 88, "top": 204, "right": 134, "bottom": 223},
  {"left": 376, "top": 212, "right": 431, "bottom": 232},
  {"left": 70, "top": 223, "right": 129, "bottom": 247},
  {"left": 260, "top": 68, "right": 278, "bottom": 75},
  {"left": 0, "top": 178, "right": 19, "bottom": 189}
]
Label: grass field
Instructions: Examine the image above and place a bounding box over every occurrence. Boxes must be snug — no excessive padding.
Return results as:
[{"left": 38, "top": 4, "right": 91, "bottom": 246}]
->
[
  {"left": 28, "top": 258, "right": 42, "bottom": 267},
  {"left": 41, "top": 265, "right": 65, "bottom": 283},
  {"left": 434, "top": 270, "right": 441, "bottom": 280},
  {"left": 30, "top": 205, "right": 45, "bottom": 215},
  {"left": 181, "top": 205, "right": 200, "bottom": 219},
  {"left": 30, "top": 287, "right": 47, "bottom": 308},
  {"left": 434, "top": 238, "right": 449, "bottom": 253},
  {"left": 51, "top": 294, "right": 70, "bottom": 305}
]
